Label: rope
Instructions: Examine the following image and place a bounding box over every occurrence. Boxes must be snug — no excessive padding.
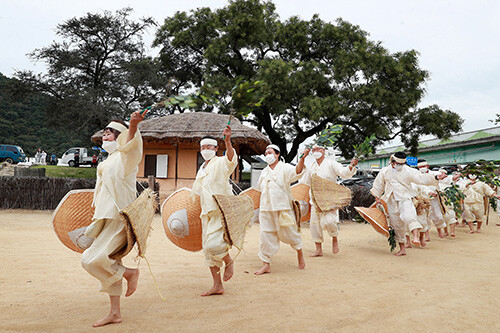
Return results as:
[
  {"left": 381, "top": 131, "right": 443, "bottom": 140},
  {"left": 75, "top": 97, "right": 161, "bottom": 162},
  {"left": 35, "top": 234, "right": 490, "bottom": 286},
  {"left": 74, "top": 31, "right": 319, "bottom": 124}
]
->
[{"left": 142, "top": 255, "right": 168, "bottom": 302}]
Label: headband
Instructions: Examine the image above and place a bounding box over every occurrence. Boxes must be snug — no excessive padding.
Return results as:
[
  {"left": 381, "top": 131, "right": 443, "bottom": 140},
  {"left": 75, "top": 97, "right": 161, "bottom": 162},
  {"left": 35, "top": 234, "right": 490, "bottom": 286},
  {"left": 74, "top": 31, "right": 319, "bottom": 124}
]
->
[
  {"left": 106, "top": 121, "right": 127, "bottom": 133},
  {"left": 391, "top": 154, "right": 406, "bottom": 164},
  {"left": 266, "top": 144, "right": 280, "bottom": 153},
  {"left": 312, "top": 144, "right": 325, "bottom": 149},
  {"left": 417, "top": 161, "right": 429, "bottom": 168},
  {"left": 200, "top": 138, "right": 218, "bottom": 147}
]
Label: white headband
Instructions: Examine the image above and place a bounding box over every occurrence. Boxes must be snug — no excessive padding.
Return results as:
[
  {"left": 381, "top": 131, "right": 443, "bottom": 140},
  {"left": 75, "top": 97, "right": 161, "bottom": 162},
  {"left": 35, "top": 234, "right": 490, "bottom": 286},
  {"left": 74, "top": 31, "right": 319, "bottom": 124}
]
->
[
  {"left": 312, "top": 144, "right": 325, "bottom": 149},
  {"left": 200, "top": 138, "right": 218, "bottom": 147},
  {"left": 266, "top": 144, "right": 280, "bottom": 153},
  {"left": 106, "top": 121, "right": 127, "bottom": 133},
  {"left": 417, "top": 161, "right": 429, "bottom": 168},
  {"left": 391, "top": 154, "right": 406, "bottom": 164}
]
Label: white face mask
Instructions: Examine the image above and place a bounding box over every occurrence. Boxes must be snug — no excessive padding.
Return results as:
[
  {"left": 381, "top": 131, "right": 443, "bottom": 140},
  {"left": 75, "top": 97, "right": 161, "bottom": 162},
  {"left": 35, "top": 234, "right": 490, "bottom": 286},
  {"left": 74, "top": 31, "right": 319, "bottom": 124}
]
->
[
  {"left": 468, "top": 174, "right": 477, "bottom": 180},
  {"left": 312, "top": 152, "right": 323, "bottom": 160},
  {"left": 201, "top": 149, "right": 216, "bottom": 161},
  {"left": 394, "top": 164, "right": 404, "bottom": 171},
  {"left": 419, "top": 167, "right": 429, "bottom": 174},
  {"left": 102, "top": 140, "right": 118, "bottom": 154},
  {"left": 265, "top": 154, "right": 277, "bottom": 165}
]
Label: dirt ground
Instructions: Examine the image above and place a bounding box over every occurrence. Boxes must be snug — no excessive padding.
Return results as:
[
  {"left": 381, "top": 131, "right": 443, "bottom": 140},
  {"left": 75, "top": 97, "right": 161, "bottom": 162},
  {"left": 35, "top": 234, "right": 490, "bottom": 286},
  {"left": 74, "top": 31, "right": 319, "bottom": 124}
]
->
[{"left": 1, "top": 209, "right": 499, "bottom": 332}]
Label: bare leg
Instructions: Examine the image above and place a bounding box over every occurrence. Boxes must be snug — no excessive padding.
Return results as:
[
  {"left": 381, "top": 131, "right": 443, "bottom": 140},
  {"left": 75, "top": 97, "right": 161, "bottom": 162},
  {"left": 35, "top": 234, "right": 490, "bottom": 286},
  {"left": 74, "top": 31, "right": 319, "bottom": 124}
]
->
[
  {"left": 467, "top": 222, "right": 475, "bottom": 234},
  {"left": 443, "top": 227, "right": 449, "bottom": 236},
  {"left": 404, "top": 235, "right": 412, "bottom": 248},
  {"left": 254, "top": 262, "right": 271, "bottom": 275},
  {"left": 222, "top": 254, "right": 234, "bottom": 282},
  {"left": 92, "top": 295, "right": 122, "bottom": 327},
  {"left": 309, "top": 243, "right": 323, "bottom": 257},
  {"left": 411, "top": 229, "right": 421, "bottom": 246},
  {"left": 437, "top": 228, "right": 446, "bottom": 238},
  {"left": 297, "top": 249, "right": 305, "bottom": 269},
  {"left": 123, "top": 268, "right": 139, "bottom": 297},
  {"left": 201, "top": 266, "right": 224, "bottom": 296},
  {"left": 476, "top": 221, "right": 482, "bottom": 233},
  {"left": 450, "top": 223, "right": 456, "bottom": 237},
  {"left": 394, "top": 243, "right": 407, "bottom": 256},
  {"left": 419, "top": 232, "right": 427, "bottom": 247},
  {"left": 425, "top": 230, "right": 431, "bottom": 242},
  {"left": 332, "top": 237, "right": 339, "bottom": 254}
]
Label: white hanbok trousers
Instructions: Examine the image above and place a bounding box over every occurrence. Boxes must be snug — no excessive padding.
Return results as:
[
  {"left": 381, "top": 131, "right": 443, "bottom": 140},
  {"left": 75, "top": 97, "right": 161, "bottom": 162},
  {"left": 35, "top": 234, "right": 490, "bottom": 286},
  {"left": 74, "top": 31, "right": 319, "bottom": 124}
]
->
[
  {"left": 386, "top": 197, "right": 422, "bottom": 243},
  {"left": 310, "top": 207, "right": 339, "bottom": 242}
]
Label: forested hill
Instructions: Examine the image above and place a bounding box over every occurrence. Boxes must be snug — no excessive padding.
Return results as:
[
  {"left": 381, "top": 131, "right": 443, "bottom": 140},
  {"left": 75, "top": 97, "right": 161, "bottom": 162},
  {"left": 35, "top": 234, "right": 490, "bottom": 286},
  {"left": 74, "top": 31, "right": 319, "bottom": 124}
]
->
[{"left": 0, "top": 73, "right": 90, "bottom": 157}]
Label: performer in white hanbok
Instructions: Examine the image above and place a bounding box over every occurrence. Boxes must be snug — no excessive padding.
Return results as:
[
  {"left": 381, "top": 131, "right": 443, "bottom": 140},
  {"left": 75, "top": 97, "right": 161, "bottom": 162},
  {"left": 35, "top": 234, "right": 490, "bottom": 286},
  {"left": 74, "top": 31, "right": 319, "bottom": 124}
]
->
[
  {"left": 371, "top": 152, "right": 446, "bottom": 256},
  {"left": 81, "top": 111, "right": 145, "bottom": 327},
  {"left": 460, "top": 174, "right": 500, "bottom": 233},
  {"left": 254, "top": 145, "right": 309, "bottom": 275},
  {"left": 416, "top": 160, "right": 447, "bottom": 239},
  {"left": 438, "top": 169, "right": 461, "bottom": 237},
  {"left": 191, "top": 126, "right": 238, "bottom": 296},
  {"left": 300, "top": 145, "right": 358, "bottom": 256}
]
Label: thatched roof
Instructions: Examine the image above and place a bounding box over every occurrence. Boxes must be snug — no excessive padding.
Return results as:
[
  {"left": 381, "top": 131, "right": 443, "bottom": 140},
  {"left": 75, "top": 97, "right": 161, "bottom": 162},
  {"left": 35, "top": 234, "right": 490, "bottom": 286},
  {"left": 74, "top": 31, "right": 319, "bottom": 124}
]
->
[{"left": 92, "top": 112, "right": 270, "bottom": 156}]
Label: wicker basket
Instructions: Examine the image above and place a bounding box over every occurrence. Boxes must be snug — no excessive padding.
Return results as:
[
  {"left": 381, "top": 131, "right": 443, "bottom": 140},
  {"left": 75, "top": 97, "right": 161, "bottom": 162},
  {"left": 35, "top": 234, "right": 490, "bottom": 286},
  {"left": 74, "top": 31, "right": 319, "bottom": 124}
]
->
[
  {"left": 291, "top": 183, "right": 311, "bottom": 222},
  {"left": 213, "top": 194, "right": 253, "bottom": 250},
  {"left": 354, "top": 201, "right": 390, "bottom": 237},
  {"left": 311, "top": 174, "right": 351, "bottom": 213}
]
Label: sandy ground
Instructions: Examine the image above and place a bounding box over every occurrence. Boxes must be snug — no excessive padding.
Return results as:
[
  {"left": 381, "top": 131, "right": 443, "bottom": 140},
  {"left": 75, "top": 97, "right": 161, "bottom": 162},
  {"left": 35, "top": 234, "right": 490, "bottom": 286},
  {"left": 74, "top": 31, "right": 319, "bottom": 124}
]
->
[{"left": 1, "top": 210, "right": 500, "bottom": 332}]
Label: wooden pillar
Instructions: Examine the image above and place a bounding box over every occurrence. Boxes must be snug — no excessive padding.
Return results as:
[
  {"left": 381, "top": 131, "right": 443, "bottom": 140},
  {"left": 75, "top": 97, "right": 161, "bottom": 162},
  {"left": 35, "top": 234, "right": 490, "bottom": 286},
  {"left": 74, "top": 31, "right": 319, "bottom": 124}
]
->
[{"left": 175, "top": 143, "right": 179, "bottom": 189}]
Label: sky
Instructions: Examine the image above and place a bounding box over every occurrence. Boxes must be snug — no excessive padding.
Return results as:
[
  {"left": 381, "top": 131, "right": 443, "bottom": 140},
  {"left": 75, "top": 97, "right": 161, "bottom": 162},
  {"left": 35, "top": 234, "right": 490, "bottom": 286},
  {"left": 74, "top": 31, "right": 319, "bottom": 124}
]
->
[{"left": 1, "top": 0, "right": 499, "bottom": 142}]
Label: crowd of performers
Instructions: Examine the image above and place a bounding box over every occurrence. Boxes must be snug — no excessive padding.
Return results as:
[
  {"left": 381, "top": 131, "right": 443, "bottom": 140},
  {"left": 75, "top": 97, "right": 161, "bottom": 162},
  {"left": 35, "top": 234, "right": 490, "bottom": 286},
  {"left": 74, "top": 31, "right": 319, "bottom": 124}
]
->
[{"left": 75, "top": 111, "right": 500, "bottom": 327}]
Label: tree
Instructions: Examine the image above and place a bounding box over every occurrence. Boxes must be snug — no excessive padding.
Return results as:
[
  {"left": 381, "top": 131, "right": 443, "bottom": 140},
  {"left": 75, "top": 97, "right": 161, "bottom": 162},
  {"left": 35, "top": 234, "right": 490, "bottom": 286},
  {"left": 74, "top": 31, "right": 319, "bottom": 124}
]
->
[
  {"left": 153, "top": 0, "right": 463, "bottom": 161},
  {"left": 16, "top": 8, "right": 163, "bottom": 138}
]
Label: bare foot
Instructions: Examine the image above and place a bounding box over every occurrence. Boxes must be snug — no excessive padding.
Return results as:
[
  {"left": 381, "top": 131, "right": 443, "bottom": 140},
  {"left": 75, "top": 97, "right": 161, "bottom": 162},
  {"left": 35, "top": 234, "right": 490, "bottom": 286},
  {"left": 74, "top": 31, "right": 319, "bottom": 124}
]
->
[
  {"left": 467, "top": 230, "right": 474, "bottom": 234},
  {"left": 254, "top": 263, "right": 271, "bottom": 275},
  {"left": 297, "top": 249, "right": 305, "bottom": 270},
  {"left": 496, "top": 223, "right": 500, "bottom": 227},
  {"left": 438, "top": 228, "right": 446, "bottom": 239},
  {"left": 309, "top": 250, "right": 323, "bottom": 257},
  {"left": 201, "top": 285, "right": 224, "bottom": 296},
  {"left": 404, "top": 242, "right": 412, "bottom": 249},
  {"left": 420, "top": 234, "right": 426, "bottom": 247},
  {"left": 475, "top": 229, "right": 481, "bottom": 233},
  {"left": 450, "top": 233, "right": 456, "bottom": 237},
  {"left": 332, "top": 238, "right": 339, "bottom": 254},
  {"left": 411, "top": 236, "right": 421, "bottom": 247},
  {"left": 223, "top": 261, "right": 234, "bottom": 282},
  {"left": 394, "top": 249, "right": 407, "bottom": 256},
  {"left": 425, "top": 231, "right": 430, "bottom": 242},
  {"left": 124, "top": 269, "right": 139, "bottom": 297},
  {"left": 92, "top": 313, "right": 122, "bottom": 327}
]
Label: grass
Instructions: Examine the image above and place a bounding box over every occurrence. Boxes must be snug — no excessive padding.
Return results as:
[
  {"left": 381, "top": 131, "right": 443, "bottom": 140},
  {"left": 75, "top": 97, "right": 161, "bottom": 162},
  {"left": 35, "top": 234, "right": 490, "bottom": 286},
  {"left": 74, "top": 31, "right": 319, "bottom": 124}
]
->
[{"left": 31, "top": 165, "right": 97, "bottom": 179}]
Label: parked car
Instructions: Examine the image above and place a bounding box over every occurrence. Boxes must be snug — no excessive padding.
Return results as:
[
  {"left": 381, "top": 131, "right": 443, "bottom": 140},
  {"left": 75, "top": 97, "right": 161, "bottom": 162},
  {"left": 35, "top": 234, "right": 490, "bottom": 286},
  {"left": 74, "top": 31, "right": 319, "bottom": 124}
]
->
[
  {"left": 0, "top": 144, "right": 26, "bottom": 164},
  {"left": 60, "top": 147, "right": 94, "bottom": 167}
]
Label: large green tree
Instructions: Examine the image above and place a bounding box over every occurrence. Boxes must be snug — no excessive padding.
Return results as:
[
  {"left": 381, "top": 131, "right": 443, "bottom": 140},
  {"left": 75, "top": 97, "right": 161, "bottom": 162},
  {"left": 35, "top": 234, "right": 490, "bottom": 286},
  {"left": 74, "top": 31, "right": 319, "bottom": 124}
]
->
[
  {"left": 154, "top": 0, "right": 462, "bottom": 160},
  {"left": 16, "top": 8, "right": 165, "bottom": 138}
]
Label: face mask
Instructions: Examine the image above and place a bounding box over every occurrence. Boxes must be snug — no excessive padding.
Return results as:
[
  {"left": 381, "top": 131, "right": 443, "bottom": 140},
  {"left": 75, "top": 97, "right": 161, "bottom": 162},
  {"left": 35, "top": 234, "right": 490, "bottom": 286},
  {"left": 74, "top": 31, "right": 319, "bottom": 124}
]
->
[
  {"left": 102, "top": 140, "right": 118, "bottom": 154},
  {"left": 201, "top": 149, "right": 216, "bottom": 161},
  {"left": 265, "top": 154, "right": 277, "bottom": 165},
  {"left": 394, "top": 164, "right": 403, "bottom": 171},
  {"left": 468, "top": 174, "right": 477, "bottom": 180},
  {"left": 419, "top": 167, "right": 429, "bottom": 174},
  {"left": 312, "top": 152, "right": 323, "bottom": 160}
]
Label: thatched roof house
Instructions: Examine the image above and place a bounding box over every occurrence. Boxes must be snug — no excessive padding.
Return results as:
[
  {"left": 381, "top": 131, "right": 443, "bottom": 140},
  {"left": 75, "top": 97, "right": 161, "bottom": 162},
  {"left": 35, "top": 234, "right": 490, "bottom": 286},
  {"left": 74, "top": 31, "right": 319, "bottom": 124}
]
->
[{"left": 92, "top": 112, "right": 270, "bottom": 197}]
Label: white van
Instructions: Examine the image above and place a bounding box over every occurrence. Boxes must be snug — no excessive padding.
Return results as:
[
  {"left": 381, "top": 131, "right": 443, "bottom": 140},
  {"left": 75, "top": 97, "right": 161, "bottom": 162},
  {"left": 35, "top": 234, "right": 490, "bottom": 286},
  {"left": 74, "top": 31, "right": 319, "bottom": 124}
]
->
[{"left": 60, "top": 147, "right": 94, "bottom": 167}]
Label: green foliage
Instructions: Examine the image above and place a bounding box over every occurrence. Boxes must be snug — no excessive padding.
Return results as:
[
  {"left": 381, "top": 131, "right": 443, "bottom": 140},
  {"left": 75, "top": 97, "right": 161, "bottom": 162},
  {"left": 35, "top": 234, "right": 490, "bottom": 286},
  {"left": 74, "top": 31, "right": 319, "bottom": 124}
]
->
[
  {"left": 490, "top": 197, "right": 498, "bottom": 212},
  {"left": 31, "top": 165, "right": 97, "bottom": 179},
  {"left": 461, "top": 160, "right": 500, "bottom": 187},
  {"left": 0, "top": 73, "right": 90, "bottom": 156},
  {"left": 388, "top": 228, "right": 397, "bottom": 252},
  {"left": 230, "top": 79, "right": 267, "bottom": 117},
  {"left": 314, "top": 124, "right": 343, "bottom": 147},
  {"left": 153, "top": 0, "right": 463, "bottom": 161},
  {"left": 353, "top": 134, "right": 377, "bottom": 161},
  {"left": 440, "top": 185, "right": 466, "bottom": 218}
]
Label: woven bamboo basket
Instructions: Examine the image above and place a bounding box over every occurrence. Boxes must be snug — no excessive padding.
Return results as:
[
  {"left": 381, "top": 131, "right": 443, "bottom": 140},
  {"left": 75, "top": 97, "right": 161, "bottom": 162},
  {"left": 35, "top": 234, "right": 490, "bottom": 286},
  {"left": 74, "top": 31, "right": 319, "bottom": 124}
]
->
[
  {"left": 291, "top": 183, "right": 311, "bottom": 222},
  {"left": 213, "top": 194, "right": 253, "bottom": 249},
  {"left": 52, "top": 189, "right": 95, "bottom": 253},
  {"left": 412, "top": 195, "right": 431, "bottom": 216},
  {"left": 239, "top": 187, "right": 261, "bottom": 210},
  {"left": 311, "top": 174, "right": 351, "bottom": 213},
  {"left": 161, "top": 188, "right": 203, "bottom": 252},
  {"left": 354, "top": 201, "right": 390, "bottom": 237}
]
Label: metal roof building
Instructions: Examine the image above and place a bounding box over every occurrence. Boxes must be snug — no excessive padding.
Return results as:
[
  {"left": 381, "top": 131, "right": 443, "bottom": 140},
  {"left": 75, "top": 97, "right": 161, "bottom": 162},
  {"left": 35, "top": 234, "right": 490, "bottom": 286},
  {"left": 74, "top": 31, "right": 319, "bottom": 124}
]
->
[{"left": 357, "top": 125, "right": 500, "bottom": 169}]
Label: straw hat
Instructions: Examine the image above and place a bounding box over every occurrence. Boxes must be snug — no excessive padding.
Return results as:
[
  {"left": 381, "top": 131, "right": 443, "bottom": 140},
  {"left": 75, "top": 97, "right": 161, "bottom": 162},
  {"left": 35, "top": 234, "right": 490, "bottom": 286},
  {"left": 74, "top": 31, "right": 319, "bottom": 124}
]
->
[
  {"left": 161, "top": 188, "right": 203, "bottom": 252},
  {"left": 239, "top": 187, "right": 261, "bottom": 210},
  {"left": 310, "top": 174, "right": 351, "bottom": 212},
  {"left": 213, "top": 194, "right": 253, "bottom": 249},
  {"left": 109, "top": 188, "right": 158, "bottom": 260},
  {"left": 354, "top": 201, "right": 390, "bottom": 237},
  {"left": 291, "top": 183, "right": 311, "bottom": 222},
  {"left": 52, "top": 189, "right": 95, "bottom": 253}
]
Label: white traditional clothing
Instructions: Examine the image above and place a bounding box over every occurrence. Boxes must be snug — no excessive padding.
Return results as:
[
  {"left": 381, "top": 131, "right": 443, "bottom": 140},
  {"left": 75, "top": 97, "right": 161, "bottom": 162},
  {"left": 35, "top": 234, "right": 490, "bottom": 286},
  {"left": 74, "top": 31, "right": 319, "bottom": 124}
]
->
[
  {"left": 191, "top": 154, "right": 238, "bottom": 267},
  {"left": 81, "top": 129, "right": 142, "bottom": 296},
  {"left": 256, "top": 161, "right": 304, "bottom": 263},
  {"left": 371, "top": 164, "right": 438, "bottom": 243},
  {"left": 300, "top": 158, "right": 356, "bottom": 242},
  {"left": 438, "top": 175, "right": 458, "bottom": 225},
  {"left": 410, "top": 183, "right": 433, "bottom": 232},
  {"left": 461, "top": 180, "right": 495, "bottom": 223},
  {"left": 419, "top": 170, "right": 446, "bottom": 229}
]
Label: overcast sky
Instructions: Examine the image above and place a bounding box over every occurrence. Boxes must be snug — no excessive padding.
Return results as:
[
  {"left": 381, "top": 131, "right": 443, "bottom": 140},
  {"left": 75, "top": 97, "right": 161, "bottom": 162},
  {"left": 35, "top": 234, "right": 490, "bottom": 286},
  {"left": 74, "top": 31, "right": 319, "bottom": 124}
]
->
[{"left": 1, "top": 0, "right": 499, "bottom": 138}]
